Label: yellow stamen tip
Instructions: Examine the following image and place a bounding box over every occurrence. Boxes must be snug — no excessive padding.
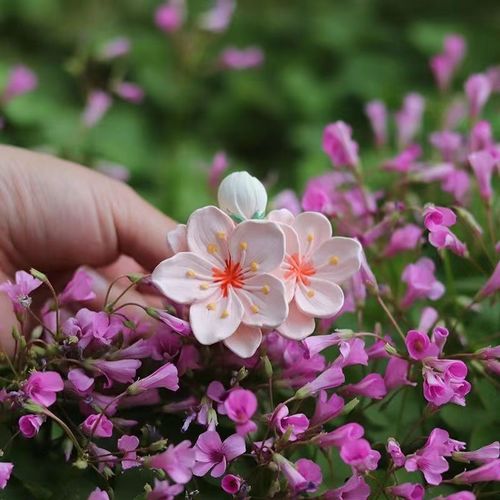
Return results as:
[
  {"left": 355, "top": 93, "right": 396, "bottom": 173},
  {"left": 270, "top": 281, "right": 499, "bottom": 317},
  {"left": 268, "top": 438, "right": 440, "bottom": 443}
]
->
[
  {"left": 307, "top": 233, "right": 314, "bottom": 242},
  {"left": 307, "top": 289, "right": 315, "bottom": 298},
  {"left": 221, "top": 309, "right": 229, "bottom": 319},
  {"left": 207, "top": 243, "right": 218, "bottom": 254},
  {"left": 239, "top": 241, "right": 248, "bottom": 250},
  {"left": 186, "top": 269, "right": 196, "bottom": 278},
  {"left": 216, "top": 231, "right": 226, "bottom": 240},
  {"left": 262, "top": 284, "right": 270, "bottom": 295},
  {"left": 250, "top": 304, "right": 260, "bottom": 314},
  {"left": 250, "top": 261, "right": 259, "bottom": 272},
  {"left": 206, "top": 303, "right": 216, "bottom": 311},
  {"left": 199, "top": 283, "right": 209, "bottom": 290},
  {"left": 329, "top": 256, "right": 340, "bottom": 266}
]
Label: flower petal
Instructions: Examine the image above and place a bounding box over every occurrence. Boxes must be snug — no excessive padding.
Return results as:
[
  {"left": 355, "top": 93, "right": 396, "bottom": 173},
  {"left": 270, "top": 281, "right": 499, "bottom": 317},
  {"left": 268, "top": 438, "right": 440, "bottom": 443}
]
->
[
  {"left": 224, "top": 325, "right": 262, "bottom": 358},
  {"left": 229, "top": 220, "right": 285, "bottom": 273},
  {"left": 277, "top": 299, "right": 316, "bottom": 339},
  {"left": 190, "top": 290, "right": 243, "bottom": 344},
  {"left": 237, "top": 273, "right": 288, "bottom": 328},
  {"left": 166, "top": 224, "right": 188, "bottom": 254},
  {"left": 296, "top": 278, "right": 344, "bottom": 318},
  {"left": 312, "top": 237, "right": 362, "bottom": 283},
  {"left": 211, "top": 457, "right": 227, "bottom": 478},
  {"left": 267, "top": 208, "right": 295, "bottom": 225},
  {"left": 187, "top": 206, "right": 235, "bottom": 266},
  {"left": 293, "top": 212, "right": 332, "bottom": 257},
  {"left": 193, "top": 461, "right": 214, "bottom": 477},
  {"left": 222, "top": 434, "right": 246, "bottom": 461},
  {"left": 152, "top": 252, "right": 215, "bottom": 304}
]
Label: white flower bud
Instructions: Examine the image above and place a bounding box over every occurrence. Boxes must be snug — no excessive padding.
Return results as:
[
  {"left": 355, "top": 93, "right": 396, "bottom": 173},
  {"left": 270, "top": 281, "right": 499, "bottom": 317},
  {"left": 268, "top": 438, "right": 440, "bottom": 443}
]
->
[{"left": 217, "top": 171, "right": 267, "bottom": 221}]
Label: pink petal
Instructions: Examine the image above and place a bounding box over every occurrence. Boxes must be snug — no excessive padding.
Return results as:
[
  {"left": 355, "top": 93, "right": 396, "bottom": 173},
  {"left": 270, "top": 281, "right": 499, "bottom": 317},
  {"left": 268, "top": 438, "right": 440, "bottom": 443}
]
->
[
  {"left": 197, "top": 431, "right": 223, "bottom": 454},
  {"left": 224, "top": 325, "right": 262, "bottom": 358},
  {"left": 295, "top": 278, "right": 344, "bottom": 318},
  {"left": 280, "top": 222, "right": 300, "bottom": 258},
  {"left": 237, "top": 273, "right": 288, "bottom": 328},
  {"left": 312, "top": 237, "right": 362, "bottom": 283},
  {"left": 190, "top": 290, "right": 243, "bottom": 344},
  {"left": 229, "top": 220, "right": 285, "bottom": 273},
  {"left": 293, "top": 212, "right": 332, "bottom": 257},
  {"left": 222, "top": 434, "right": 246, "bottom": 461},
  {"left": 193, "top": 461, "right": 214, "bottom": 477},
  {"left": 277, "top": 299, "right": 316, "bottom": 339},
  {"left": 166, "top": 224, "right": 188, "bottom": 254},
  {"left": 152, "top": 252, "right": 215, "bottom": 304},
  {"left": 187, "top": 206, "right": 235, "bottom": 266},
  {"left": 267, "top": 208, "right": 295, "bottom": 225},
  {"left": 211, "top": 457, "right": 227, "bottom": 477}
]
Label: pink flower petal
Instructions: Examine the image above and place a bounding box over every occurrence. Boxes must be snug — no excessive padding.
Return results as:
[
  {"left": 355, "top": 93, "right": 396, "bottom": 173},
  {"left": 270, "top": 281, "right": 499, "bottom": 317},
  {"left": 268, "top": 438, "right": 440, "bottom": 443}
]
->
[
  {"left": 229, "top": 220, "right": 285, "bottom": 273},
  {"left": 295, "top": 278, "right": 344, "bottom": 318},
  {"left": 222, "top": 434, "right": 246, "bottom": 461},
  {"left": 190, "top": 290, "right": 244, "bottom": 344},
  {"left": 187, "top": 206, "right": 235, "bottom": 266},
  {"left": 292, "top": 212, "right": 332, "bottom": 257},
  {"left": 237, "top": 273, "right": 288, "bottom": 328},
  {"left": 267, "top": 208, "right": 295, "bottom": 225},
  {"left": 166, "top": 224, "right": 188, "bottom": 254},
  {"left": 277, "top": 299, "right": 316, "bottom": 339},
  {"left": 312, "top": 237, "right": 362, "bottom": 283},
  {"left": 152, "top": 252, "right": 215, "bottom": 304},
  {"left": 224, "top": 324, "right": 262, "bottom": 358}
]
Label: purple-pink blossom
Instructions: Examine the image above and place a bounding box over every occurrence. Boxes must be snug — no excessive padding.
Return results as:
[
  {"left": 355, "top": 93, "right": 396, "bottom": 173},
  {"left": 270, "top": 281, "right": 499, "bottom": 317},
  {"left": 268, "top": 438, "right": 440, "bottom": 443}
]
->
[
  {"left": 322, "top": 121, "right": 360, "bottom": 169},
  {"left": 149, "top": 440, "right": 195, "bottom": 483},
  {"left": 401, "top": 257, "right": 445, "bottom": 308},
  {"left": 82, "top": 414, "right": 113, "bottom": 438},
  {"left": 193, "top": 431, "right": 245, "bottom": 478},
  {"left": 0, "top": 270, "right": 42, "bottom": 313},
  {"left": 224, "top": 388, "right": 257, "bottom": 435},
  {"left": 24, "top": 371, "right": 64, "bottom": 407},
  {"left": 19, "top": 414, "right": 44, "bottom": 438}
]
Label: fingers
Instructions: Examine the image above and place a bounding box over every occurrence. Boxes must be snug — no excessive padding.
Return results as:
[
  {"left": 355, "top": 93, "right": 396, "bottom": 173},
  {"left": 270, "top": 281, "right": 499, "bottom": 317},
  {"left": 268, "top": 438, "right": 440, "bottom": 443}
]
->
[{"left": 111, "top": 184, "right": 177, "bottom": 271}]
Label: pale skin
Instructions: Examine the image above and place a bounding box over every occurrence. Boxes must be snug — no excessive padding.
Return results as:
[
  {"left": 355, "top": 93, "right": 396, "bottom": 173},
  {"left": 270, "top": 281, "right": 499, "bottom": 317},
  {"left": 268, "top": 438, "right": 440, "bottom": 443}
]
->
[{"left": 0, "top": 145, "right": 176, "bottom": 354}]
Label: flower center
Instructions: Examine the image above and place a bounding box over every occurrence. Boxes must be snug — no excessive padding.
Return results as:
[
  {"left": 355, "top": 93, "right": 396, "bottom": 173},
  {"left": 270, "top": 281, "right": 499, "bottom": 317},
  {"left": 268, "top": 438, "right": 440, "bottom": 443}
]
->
[
  {"left": 284, "top": 253, "right": 316, "bottom": 285},
  {"left": 212, "top": 258, "right": 245, "bottom": 297}
]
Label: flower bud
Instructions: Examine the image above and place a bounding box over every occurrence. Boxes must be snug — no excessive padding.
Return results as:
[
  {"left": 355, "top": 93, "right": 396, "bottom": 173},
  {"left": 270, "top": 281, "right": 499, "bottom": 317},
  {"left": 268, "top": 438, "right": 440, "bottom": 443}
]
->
[
  {"left": 217, "top": 171, "right": 267, "bottom": 221},
  {"left": 261, "top": 355, "right": 273, "bottom": 379}
]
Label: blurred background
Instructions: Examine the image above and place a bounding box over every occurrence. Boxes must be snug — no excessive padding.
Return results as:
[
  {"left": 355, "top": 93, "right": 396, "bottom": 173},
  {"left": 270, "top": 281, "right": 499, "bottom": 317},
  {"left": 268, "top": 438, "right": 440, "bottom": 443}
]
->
[{"left": 0, "top": 0, "right": 499, "bottom": 221}]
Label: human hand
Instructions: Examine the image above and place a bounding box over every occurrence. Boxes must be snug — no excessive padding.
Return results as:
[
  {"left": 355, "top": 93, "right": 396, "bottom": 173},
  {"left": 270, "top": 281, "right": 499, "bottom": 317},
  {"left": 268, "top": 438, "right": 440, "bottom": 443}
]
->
[{"left": 0, "top": 145, "right": 176, "bottom": 354}]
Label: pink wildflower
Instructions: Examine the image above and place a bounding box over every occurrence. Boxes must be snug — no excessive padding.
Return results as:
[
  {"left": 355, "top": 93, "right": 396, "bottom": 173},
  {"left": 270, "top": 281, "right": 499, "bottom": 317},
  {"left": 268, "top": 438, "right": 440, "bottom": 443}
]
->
[
  {"left": 311, "top": 392, "right": 344, "bottom": 426},
  {"left": 224, "top": 389, "right": 257, "bottom": 435},
  {"left": 128, "top": 363, "right": 179, "bottom": 394},
  {"left": 395, "top": 93, "right": 425, "bottom": 148},
  {"left": 324, "top": 474, "right": 370, "bottom": 499},
  {"left": 199, "top": 0, "right": 235, "bottom": 32},
  {"left": 0, "top": 463, "right": 13, "bottom": 490},
  {"left": 344, "top": 373, "right": 387, "bottom": 400},
  {"left": 208, "top": 151, "right": 229, "bottom": 190},
  {"left": 384, "top": 224, "right": 422, "bottom": 257},
  {"left": 317, "top": 423, "right": 364, "bottom": 448},
  {"left": 465, "top": 74, "right": 491, "bottom": 118},
  {"left": 82, "top": 414, "right": 113, "bottom": 438},
  {"left": 149, "top": 440, "right": 195, "bottom": 484},
  {"left": 58, "top": 268, "right": 96, "bottom": 305},
  {"left": 118, "top": 435, "right": 140, "bottom": 470},
  {"left": 272, "top": 404, "right": 309, "bottom": 441},
  {"left": 88, "top": 488, "right": 110, "bottom": 500},
  {"left": 221, "top": 474, "right": 242, "bottom": 494},
  {"left": 365, "top": 100, "right": 387, "bottom": 147},
  {"left": 2, "top": 65, "right": 38, "bottom": 102},
  {"left": 453, "top": 441, "right": 499, "bottom": 464},
  {"left": 322, "top": 121, "right": 360, "bottom": 168},
  {"left": 401, "top": 257, "right": 445, "bottom": 308},
  {"left": 99, "top": 37, "right": 130, "bottom": 60},
  {"left": 387, "top": 437, "right": 406, "bottom": 467},
  {"left": 155, "top": 0, "right": 184, "bottom": 33},
  {"left": 468, "top": 150, "right": 496, "bottom": 203},
  {"left": 82, "top": 90, "right": 112, "bottom": 127},
  {"left": 452, "top": 459, "right": 500, "bottom": 484},
  {"left": 0, "top": 270, "right": 42, "bottom": 313},
  {"left": 19, "top": 414, "right": 44, "bottom": 438},
  {"left": 296, "top": 458, "right": 323, "bottom": 492},
  {"left": 340, "top": 438, "right": 381, "bottom": 473},
  {"left": 147, "top": 479, "right": 183, "bottom": 500},
  {"left": 220, "top": 47, "right": 264, "bottom": 70},
  {"left": 114, "top": 82, "right": 144, "bottom": 103},
  {"left": 24, "top": 371, "right": 64, "bottom": 407},
  {"left": 386, "top": 483, "right": 425, "bottom": 500},
  {"left": 405, "top": 330, "right": 439, "bottom": 360},
  {"left": 477, "top": 261, "right": 500, "bottom": 298}
]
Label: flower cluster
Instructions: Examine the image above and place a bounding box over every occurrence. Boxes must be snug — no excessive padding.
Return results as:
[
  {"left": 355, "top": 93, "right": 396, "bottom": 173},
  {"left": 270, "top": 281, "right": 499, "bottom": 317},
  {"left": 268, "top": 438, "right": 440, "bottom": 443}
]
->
[{"left": 0, "top": 31, "right": 499, "bottom": 499}]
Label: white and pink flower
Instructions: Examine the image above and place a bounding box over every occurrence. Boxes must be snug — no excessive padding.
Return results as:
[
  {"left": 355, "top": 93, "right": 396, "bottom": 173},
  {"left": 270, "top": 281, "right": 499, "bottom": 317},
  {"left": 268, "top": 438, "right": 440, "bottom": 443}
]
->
[
  {"left": 268, "top": 209, "right": 362, "bottom": 339},
  {"left": 153, "top": 206, "right": 288, "bottom": 358}
]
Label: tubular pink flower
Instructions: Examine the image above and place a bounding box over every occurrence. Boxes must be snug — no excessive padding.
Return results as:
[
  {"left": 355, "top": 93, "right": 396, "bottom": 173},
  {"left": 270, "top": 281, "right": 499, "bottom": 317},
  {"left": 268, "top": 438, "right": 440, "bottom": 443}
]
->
[
  {"left": 0, "top": 270, "right": 42, "bottom": 313},
  {"left": 465, "top": 74, "right": 492, "bottom": 118},
  {"left": 405, "top": 330, "right": 439, "bottom": 360},
  {"left": 82, "top": 414, "right": 113, "bottom": 438},
  {"left": 24, "top": 371, "right": 64, "bottom": 407},
  {"left": 452, "top": 459, "right": 500, "bottom": 484},
  {"left": 2, "top": 65, "right": 38, "bottom": 102},
  {"left": 82, "top": 90, "right": 112, "bottom": 128},
  {"left": 469, "top": 120, "right": 493, "bottom": 152},
  {"left": 477, "top": 261, "right": 500, "bottom": 298},
  {"left": 273, "top": 190, "right": 301, "bottom": 215},
  {"left": 296, "top": 458, "right": 323, "bottom": 492},
  {"left": 340, "top": 438, "right": 381, "bottom": 473},
  {"left": 453, "top": 441, "right": 499, "bottom": 464},
  {"left": 93, "top": 359, "right": 141, "bottom": 388},
  {"left": 224, "top": 389, "right": 257, "bottom": 435},
  {"left": 193, "top": 431, "right": 245, "bottom": 478},
  {"left": 219, "top": 47, "right": 264, "bottom": 70},
  {"left": 384, "top": 144, "right": 422, "bottom": 172},
  {"left": 386, "top": 482, "right": 425, "bottom": 500},
  {"left": 322, "top": 121, "right": 360, "bottom": 168},
  {"left": 271, "top": 404, "right": 309, "bottom": 441},
  {"left": 270, "top": 210, "right": 361, "bottom": 339},
  {"left": 365, "top": 100, "right": 387, "bottom": 147},
  {"left": 395, "top": 93, "right": 425, "bottom": 148},
  {"left": 155, "top": 0, "right": 184, "bottom": 33},
  {"left": 88, "top": 488, "right": 110, "bottom": 500},
  {"left": 19, "top": 414, "right": 44, "bottom": 438},
  {"left": 0, "top": 463, "right": 13, "bottom": 490},
  {"left": 99, "top": 37, "right": 130, "bottom": 60},
  {"left": 423, "top": 205, "right": 457, "bottom": 231},
  {"left": 344, "top": 373, "right": 387, "bottom": 400},
  {"left": 58, "top": 268, "right": 96, "bottom": 305},
  {"left": 387, "top": 438, "right": 406, "bottom": 467},
  {"left": 208, "top": 151, "right": 229, "bottom": 190},
  {"left": 128, "top": 362, "right": 179, "bottom": 394},
  {"left": 435, "top": 492, "right": 476, "bottom": 500},
  {"left": 272, "top": 454, "right": 308, "bottom": 493},
  {"left": 311, "top": 392, "right": 344, "bottom": 426},
  {"left": 324, "top": 474, "right": 370, "bottom": 499},
  {"left": 401, "top": 257, "right": 445, "bottom": 308},
  {"left": 384, "top": 224, "right": 422, "bottom": 257},
  {"left": 317, "top": 423, "right": 364, "bottom": 448},
  {"left": 430, "top": 131, "right": 462, "bottom": 162},
  {"left": 153, "top": 206, "right": 288, "bottom": 358},
  {"left": 296, "top": 365, "right": 345, "bottom": 397},
  {"left": 385, "top": 357, "right": 415, "bottom": 391},
  {"left": 149, "top": 440, "right": 195, "bottom": 483},
  {"left": 221, "top": 474, "right": 242, "bottom": 494},
  {"left": 147, "top": 479, "right": 184, "bottom": 499},
  {"left": 335, "top": 338, "right": 368, "bottom": 367},
  {"left": 199, "top": 0, "right": 235, "bottom": 33},
  {"left": 468, "top": 150, "right": 496, "bottom": 203},
  {"left": 114, "top": 82, "right": 144, "bottom": 103},
  {"left": 118, "top": 435, "right": 140, "bottom": 470}
]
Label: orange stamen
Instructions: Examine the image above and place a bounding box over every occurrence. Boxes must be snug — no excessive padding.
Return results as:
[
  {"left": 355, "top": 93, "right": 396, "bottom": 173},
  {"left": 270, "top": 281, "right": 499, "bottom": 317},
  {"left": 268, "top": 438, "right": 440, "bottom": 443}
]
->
[
  {"left": 284, "top": 253, "right": 316, "bottom": 286},
  {"left": 212, "top": 258, "right": 245, "bottom": 297}
]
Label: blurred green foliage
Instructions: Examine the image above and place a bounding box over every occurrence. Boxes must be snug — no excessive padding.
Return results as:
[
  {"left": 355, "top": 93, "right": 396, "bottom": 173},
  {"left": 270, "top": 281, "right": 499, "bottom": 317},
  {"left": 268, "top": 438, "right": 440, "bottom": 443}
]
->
[{"left": 1, "top": 0, "right": 499, "bottom": 221}]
